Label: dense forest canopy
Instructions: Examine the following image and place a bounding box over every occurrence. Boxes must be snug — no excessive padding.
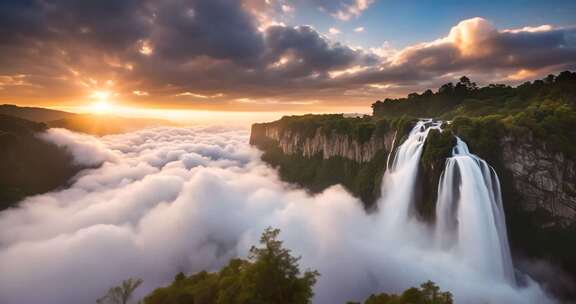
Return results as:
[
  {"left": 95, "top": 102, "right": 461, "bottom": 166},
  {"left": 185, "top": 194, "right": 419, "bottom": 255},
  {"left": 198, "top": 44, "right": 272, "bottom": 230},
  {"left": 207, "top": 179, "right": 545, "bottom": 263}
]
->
[
  {"left": 372, "top": 71, "right": 576, "bottom": 119},
  {"left": 373, "top": 71, "right": 576, "bottom": 158}
]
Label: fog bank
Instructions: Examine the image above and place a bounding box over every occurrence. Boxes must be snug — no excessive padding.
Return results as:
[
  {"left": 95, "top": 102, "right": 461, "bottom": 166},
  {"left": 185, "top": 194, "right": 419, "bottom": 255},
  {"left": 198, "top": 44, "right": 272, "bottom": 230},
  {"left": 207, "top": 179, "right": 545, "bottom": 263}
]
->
[{"left": 0, "top": 127, "right": 553, "bottom": 304}]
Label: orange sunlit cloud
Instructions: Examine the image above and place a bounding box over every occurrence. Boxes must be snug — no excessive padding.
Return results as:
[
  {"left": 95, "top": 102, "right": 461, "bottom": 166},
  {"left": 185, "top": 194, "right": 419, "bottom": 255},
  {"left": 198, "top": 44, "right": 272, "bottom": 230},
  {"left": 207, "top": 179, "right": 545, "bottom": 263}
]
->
[{"left": 0, "top": 0, "right": 574, "bottom": 117}]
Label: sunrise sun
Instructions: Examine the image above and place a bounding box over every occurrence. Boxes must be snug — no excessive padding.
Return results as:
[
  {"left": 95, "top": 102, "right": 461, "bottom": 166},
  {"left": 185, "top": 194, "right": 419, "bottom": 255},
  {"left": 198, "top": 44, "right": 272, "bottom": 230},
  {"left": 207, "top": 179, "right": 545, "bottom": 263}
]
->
[{"left": 89, "top": 90, "right": 114, "bottom": 114}]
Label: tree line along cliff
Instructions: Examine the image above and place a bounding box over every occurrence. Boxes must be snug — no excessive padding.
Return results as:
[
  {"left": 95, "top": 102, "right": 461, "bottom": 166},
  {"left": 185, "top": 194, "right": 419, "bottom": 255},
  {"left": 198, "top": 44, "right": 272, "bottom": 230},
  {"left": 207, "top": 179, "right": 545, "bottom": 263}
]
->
[{"left": 250, "top": 71, "right": 576, "bottom": 296}]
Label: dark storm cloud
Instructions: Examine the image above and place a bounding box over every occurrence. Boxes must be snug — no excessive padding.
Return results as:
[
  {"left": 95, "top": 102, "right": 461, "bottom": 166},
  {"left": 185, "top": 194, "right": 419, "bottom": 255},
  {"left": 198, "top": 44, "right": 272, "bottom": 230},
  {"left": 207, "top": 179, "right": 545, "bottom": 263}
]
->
[
  {"left": 44, "top": 0, "right": 150, "bottom": 50},
  {"left": 0, "top": 0, "right": 149, "bottom": 49},
  {"left": 151, "top": 0, "right": 264, "bottom": 65},
  {"left": 144, "top": 1, "right": 374, "bottom": 71},
  {"left": 265, "top": 25, "right": 376, "bottom": 74},
  {"left": 492, "top": 28, "right": 576, "bottom": 69},
  {"left": 0, "top": 0, "right": 45, "bottom": 44}
]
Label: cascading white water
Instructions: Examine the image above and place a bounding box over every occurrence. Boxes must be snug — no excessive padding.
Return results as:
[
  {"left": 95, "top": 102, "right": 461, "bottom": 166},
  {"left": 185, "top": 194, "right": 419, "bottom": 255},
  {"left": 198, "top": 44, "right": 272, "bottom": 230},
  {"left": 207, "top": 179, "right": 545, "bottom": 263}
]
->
[
  {"left": 378, "top": 119, "right": 441, "bottom": 229},
  {"left": 380, "top": 119, "right": 516, "bottom": 287},
  {"left": 435, "top": 137, "right": 516, "bottom": 285}
]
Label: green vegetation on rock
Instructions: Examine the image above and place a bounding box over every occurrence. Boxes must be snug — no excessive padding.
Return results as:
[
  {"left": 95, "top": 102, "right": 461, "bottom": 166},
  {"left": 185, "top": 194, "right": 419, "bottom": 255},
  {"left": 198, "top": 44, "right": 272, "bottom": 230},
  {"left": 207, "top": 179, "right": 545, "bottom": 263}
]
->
[
  {"left": 259, "top": 136, "right": 388, "bottom": 208},
  {"left": 257, "top": 114, "right": 416, "bottom": 144},
  {"left": 417, "top": 129, "right": 456, "bottom": 221},
  {"left": 373, "top": 71, "right": 576, "bottom": 159}
]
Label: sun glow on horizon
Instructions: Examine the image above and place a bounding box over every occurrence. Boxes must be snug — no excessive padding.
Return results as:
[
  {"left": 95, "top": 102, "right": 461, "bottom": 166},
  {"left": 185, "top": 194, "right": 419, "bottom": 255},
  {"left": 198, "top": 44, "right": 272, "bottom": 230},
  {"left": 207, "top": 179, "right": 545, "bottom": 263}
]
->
[
  {"left": 90, "top": 100, "right": 113, "bottom": 114},
  {"left": 56, "top": 102, "right": 368, "bottom": 127},
  {"left": 59, "top": 89, "right": 371, "bottom": 126},
  {"left": 88, "top": 90, "right": 115, "bottom": 114}
]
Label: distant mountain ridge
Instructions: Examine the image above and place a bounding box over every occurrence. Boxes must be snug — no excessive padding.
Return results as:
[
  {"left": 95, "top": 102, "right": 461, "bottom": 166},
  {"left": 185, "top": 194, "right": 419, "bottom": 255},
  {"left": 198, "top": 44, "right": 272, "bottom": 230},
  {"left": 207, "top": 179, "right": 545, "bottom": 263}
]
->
[
  {"left": 0, "top": 104, "right": 75, "bottom": 122},
  {"left": 0, "top": 104, "right": 175, "bottom": 136},
  {"left": 0, "top": 104, "right": 177, "bottom": 209}
]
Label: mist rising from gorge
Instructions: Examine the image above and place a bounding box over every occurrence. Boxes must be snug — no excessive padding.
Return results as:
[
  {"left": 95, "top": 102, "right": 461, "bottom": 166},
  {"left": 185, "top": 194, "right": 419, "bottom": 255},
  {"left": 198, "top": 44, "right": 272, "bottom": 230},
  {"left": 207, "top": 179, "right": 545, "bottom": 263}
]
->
[{"left": 0, "top": 126, "right": 555, "bottom": 304}]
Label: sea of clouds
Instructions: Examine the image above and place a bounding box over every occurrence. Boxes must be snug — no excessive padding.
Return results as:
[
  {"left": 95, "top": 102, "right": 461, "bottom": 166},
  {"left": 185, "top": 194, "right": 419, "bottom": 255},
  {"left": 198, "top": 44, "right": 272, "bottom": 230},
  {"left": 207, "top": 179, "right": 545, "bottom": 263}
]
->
[{"left": 0, "top": 127, "right": 555, "bottom": 304}]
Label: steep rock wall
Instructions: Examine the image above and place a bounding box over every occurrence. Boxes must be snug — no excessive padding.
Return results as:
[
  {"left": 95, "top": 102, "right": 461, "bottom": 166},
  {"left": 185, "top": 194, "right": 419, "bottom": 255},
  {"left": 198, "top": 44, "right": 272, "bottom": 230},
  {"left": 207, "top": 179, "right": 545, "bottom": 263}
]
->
[
  {"left": 501, "top": 134, "right": 576, "bottom": 227},
  {"left": 251, "top": 123, "right": 397, "bottom": 163},
  {"left": 250, "top": 120, "right": 403, "bottom": 208}
]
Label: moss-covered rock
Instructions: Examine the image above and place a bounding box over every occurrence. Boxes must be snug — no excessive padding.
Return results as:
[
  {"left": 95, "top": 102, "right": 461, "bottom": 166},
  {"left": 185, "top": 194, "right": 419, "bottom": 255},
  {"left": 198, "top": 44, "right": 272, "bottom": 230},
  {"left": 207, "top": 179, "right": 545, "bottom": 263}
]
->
[
  {"left": 417, "top": 129, "right": 456, "bottom": 221},
  {"left": 448, "top": 115, "right": 506, "bottom": 166}
]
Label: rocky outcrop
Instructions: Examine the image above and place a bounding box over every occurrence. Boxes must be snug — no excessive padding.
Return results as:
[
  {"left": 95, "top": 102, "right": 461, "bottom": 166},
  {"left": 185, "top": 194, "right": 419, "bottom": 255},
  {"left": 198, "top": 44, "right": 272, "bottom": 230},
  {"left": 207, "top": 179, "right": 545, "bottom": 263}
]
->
[
  {"left": 501, "top": 134, "right": 576, "bottom": 227},
  {"left": 250, "top": 123, "right": 397, "bottom": 163}
]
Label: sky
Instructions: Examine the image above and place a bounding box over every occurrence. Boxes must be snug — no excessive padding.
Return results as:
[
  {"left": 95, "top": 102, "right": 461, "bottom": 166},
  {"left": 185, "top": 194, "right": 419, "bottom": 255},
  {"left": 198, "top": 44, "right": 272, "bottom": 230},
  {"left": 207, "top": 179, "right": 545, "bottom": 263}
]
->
[{"left": 0, "top": 0, "right": 575, "bottom": 114}]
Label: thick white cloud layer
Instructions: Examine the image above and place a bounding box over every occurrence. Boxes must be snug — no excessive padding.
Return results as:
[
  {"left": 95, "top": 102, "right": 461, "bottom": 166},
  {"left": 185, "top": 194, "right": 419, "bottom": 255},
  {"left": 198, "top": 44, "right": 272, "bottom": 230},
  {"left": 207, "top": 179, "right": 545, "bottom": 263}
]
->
[{"left": 0, "top": 127, "right": 555, "bottom": 304}]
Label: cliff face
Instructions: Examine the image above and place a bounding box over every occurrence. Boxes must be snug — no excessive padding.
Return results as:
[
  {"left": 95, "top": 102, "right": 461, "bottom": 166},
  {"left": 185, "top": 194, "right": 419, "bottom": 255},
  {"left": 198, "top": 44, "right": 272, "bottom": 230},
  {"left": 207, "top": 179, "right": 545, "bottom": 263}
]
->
[
  {"left": 252, "top": 118, "right": 576, "bottom": 227},
  {"left": 251, "top": 123, "right": 397, "bottom": 163},
  {"left": 250, "top": 117, "right": 406, "bottom": 208},
  {"left": 501, "top": 134, "right": 576, "bottom": 227}
]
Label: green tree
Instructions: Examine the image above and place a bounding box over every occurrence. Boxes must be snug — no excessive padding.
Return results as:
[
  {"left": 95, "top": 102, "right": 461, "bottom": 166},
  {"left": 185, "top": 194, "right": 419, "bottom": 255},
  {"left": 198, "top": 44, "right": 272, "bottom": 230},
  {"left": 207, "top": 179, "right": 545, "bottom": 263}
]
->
[
  {"left": 237, "top": 227, "right": 320, "bottom": 304},
  {"left": 97, "top": 278, "right": 143, "bottom": 304},
  {"left": 144, "top": 228, "right": 319, "bottom": 304}
]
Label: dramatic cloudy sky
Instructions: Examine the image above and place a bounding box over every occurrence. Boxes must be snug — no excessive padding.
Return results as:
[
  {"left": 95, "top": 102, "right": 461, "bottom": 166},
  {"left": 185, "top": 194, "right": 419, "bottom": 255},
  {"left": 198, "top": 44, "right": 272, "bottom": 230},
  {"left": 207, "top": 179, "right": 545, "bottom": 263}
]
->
[{"left": 0, "top": 0, "right": 575, "bottom": 113}]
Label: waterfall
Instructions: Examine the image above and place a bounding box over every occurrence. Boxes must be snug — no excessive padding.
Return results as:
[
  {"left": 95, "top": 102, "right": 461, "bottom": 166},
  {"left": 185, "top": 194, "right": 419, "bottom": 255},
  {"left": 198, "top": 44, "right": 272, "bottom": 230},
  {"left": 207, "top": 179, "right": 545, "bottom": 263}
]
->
[
  {"left": 379, "top": 119, "right": 516, "bottom": 287},
  {"left": 378, "top": 119, "right": 441, "bottom": 228},
  {"left": 435, "top": 137, "right": 516, "bottom": 285}
]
